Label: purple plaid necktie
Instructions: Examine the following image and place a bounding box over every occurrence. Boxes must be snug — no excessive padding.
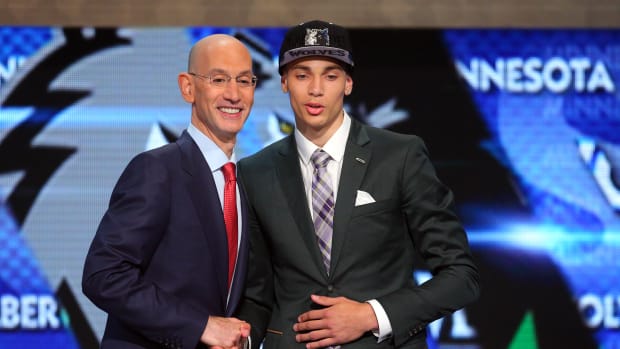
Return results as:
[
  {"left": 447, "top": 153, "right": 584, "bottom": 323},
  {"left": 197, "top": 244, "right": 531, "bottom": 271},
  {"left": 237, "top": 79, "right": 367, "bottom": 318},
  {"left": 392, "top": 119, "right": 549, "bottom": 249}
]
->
[
  {"left": 310, "top": 149, "right": 334, "bottom": 274},
  {"left": 311, "top": 150, "right": 341, "bottom": 349}
]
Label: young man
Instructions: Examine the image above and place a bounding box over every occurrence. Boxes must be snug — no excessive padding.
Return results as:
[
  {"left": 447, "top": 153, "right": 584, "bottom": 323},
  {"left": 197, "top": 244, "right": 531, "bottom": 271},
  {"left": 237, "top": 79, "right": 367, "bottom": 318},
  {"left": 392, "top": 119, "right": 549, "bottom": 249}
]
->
[
  {"left": 83, "top": 34, "right": 255, "bottom": 349},
  {"left": 237, "top": 21, "right": 480, "bottom": 349}
]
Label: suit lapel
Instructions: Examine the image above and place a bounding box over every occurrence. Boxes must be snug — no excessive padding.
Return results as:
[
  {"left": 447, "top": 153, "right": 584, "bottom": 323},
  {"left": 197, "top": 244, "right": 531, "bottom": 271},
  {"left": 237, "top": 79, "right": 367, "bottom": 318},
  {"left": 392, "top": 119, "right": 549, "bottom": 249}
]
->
[
  {"left": 178, "top": 132, "right": 228, "bottom": 308},
  {"left": 276, "top": 136, "right": 328, "bottom": 276},
  {"left": 331, "top": 120, "right": 371, "bottom": 275}
]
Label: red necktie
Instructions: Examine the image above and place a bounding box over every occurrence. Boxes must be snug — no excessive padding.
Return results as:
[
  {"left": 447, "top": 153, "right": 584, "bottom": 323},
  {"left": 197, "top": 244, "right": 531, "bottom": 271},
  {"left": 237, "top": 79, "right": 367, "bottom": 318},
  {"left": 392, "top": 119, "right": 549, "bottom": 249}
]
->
[{"left": 221, "top": 162, "right": 238, "bottom": 290}]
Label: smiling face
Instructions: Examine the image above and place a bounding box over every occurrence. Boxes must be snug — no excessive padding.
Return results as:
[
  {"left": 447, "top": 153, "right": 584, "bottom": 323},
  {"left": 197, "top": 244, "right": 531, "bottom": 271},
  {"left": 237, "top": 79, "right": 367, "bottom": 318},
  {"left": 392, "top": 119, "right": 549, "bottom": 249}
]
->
[
  {"left": 178, "top": 34, "right": 255, "bottom": 154},
  {"left": 281, "top": 57, "right": 353, "bottom": 147}
]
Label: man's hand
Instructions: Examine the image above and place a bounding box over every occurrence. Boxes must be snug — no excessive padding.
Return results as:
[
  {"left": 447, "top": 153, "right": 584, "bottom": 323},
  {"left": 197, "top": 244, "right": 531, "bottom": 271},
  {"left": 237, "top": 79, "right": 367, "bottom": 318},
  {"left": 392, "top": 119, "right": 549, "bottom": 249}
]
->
[
  {"left": 293, "top": 294, "right": 378, "bottom": 348},
  {"left": 202, "top": 316, "right": 250, "bottom": 349}
]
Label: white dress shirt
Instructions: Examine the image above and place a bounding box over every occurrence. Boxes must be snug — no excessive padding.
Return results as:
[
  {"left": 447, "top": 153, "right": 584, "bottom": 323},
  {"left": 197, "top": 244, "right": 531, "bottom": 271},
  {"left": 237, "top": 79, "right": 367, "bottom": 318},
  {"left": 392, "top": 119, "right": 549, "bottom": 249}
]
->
[
  {"left": 187, "top": 124, "right": 242, "bottom": 301},
  {"left": 294, "top": 111, "right": 393, "bottom": 343}
]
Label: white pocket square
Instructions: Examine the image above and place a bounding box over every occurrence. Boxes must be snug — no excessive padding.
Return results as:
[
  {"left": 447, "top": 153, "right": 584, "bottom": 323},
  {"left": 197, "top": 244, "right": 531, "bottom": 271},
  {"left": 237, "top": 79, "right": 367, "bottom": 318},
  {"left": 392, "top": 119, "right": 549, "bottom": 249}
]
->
[{"left": 355, "top": 190, "right": 376, "bottom": 206}]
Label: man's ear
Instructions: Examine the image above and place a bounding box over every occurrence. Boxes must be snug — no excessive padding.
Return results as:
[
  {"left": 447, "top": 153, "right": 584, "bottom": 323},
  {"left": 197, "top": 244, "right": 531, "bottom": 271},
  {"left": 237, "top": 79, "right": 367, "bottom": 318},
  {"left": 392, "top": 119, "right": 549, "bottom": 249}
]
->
[
  {"left": 344, "top": 75, "right": 353, "bottom": 96},
  {"left": 281, "top": 75, "right": 288, "bottom": 93},
  {"left": 178, "top": 73, "right": 194, "bottom": 103}
]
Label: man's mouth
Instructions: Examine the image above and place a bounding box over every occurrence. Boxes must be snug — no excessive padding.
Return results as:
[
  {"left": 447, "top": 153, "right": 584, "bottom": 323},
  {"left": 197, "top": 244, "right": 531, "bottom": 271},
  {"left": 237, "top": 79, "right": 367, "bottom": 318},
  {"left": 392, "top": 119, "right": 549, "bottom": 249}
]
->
[
  {"left": 305, "top": 103, "right": 324, "bottom": 115},
  {"left": 219, "top": 107, "right": 242, "bottom": 114}
]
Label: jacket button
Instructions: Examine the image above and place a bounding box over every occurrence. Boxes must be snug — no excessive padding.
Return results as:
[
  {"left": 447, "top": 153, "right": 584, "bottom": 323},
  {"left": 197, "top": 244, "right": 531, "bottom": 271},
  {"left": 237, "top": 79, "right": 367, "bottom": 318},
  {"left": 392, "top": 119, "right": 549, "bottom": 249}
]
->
[{"left": 327, "top": 284, "right": 334, "bottom": 292}]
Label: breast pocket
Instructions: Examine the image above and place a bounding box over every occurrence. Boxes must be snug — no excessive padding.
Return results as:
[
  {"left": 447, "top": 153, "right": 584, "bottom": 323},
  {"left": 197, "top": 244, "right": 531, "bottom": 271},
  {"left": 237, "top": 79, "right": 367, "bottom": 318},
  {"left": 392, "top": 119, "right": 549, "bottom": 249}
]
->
[{"left": 350, "top": 198, "right": 399, "bottom": 218}]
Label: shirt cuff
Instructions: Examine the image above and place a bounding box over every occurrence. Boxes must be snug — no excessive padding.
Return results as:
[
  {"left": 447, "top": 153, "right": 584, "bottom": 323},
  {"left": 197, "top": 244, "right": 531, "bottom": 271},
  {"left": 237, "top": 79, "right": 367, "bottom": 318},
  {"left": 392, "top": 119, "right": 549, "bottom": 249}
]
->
[{"left": 366, "top": 299, "right": 393, "bottom": 343}]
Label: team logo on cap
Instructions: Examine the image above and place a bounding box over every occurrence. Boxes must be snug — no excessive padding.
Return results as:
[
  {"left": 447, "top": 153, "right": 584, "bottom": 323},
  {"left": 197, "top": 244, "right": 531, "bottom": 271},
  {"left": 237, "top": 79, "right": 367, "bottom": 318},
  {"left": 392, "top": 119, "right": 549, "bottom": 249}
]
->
[{"left": 305, "top": 28, "right": 329, "bottom": 46}]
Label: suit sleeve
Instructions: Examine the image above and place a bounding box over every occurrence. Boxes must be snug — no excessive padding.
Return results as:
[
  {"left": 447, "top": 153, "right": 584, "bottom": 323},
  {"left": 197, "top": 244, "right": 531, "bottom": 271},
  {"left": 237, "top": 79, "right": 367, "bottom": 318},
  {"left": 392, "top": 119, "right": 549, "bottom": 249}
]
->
[
  {"left": 377, "top": 138, "right": 481, "bottom": 347},
  {"left": 82, "top": 152, "right": 208, "bottom": 348},
  {"left": 235, "top": 161, "right": 274, "bottom": 349}
]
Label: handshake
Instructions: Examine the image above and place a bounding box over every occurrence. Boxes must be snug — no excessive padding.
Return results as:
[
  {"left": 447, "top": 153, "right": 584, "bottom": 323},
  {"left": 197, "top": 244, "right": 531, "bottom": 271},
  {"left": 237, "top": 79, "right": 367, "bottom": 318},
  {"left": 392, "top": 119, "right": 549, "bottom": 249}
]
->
[{"left": 202, "top": 316, "right": 250, "bottom": 349}]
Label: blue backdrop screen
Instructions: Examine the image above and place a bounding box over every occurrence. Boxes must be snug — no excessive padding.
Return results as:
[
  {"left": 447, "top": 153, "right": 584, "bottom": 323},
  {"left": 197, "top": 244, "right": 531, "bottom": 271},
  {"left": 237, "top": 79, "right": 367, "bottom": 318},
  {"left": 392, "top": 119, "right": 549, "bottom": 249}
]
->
[{"left": 0, "top": 27, "right": 618, "bottom": 349}]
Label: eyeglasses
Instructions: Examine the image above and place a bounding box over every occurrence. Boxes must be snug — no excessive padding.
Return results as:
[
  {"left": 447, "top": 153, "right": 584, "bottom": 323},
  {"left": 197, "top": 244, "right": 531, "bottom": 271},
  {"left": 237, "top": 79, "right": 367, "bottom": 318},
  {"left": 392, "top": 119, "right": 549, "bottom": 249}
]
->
[{"left": 188, "top": 72, "right": 257, "bottom": 88}]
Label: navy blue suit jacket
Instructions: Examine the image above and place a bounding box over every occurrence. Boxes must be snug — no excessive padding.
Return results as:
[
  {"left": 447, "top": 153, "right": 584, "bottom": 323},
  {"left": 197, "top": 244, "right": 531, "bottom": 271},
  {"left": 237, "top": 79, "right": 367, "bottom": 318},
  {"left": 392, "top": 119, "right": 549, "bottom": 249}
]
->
[{"left": 83, "top": 131, "right": 249, "bottom": 349}]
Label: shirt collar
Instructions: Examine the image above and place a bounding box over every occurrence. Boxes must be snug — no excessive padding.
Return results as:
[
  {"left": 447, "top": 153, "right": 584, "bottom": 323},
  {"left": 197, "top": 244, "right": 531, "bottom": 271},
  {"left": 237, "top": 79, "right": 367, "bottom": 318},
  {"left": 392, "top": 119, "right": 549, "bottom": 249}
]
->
[
  {"left": 187, "top": 123, "right": 237, "bottom": 172},
  {"left": 295, "top": 110, "right": 351, "bottom": 165}
]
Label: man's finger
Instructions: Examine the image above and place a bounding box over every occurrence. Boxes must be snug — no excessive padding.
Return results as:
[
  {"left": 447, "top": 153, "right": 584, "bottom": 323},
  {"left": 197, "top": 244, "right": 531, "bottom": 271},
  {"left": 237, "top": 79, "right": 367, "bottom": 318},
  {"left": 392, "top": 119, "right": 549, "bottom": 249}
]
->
[
  {"left": 295, "top": 328, "right": 332, "bottom": 343},
  {"left": 293, "top": 318, "right": 326, "bottom": 332},
  {"left": 297, "top": 308, "right": 325, "bottom": 322},
  {"left": 310, "top": 294, "right": 338, "bottom": 306}
]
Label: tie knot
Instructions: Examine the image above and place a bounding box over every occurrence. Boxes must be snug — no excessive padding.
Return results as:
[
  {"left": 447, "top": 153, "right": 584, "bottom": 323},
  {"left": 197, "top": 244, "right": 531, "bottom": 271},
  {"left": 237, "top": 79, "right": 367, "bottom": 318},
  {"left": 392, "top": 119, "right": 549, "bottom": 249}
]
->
[
  {"left": 310, "top": 149, "right": 331, "bottom": 169},
  {"left": 221, "top": 162, "right": 236, "bottom": 182}
]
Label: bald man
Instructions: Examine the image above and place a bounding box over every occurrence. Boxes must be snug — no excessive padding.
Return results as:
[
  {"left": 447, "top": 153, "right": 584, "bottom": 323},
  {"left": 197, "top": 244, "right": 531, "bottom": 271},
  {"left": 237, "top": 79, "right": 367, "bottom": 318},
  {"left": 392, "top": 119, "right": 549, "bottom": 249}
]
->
[{"left": 83, "top": 34, "right": 256, "bottom": 349}]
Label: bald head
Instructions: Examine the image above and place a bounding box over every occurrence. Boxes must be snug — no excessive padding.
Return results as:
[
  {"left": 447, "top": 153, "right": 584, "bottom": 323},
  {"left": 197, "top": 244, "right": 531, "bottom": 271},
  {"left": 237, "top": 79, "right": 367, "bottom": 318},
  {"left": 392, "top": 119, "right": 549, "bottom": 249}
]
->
[
  {"left": 187, "top": 34, "right": 251, "bottom": 72},
  {"left": 178, "top": 33, "right": 255, "bottom": 157}
]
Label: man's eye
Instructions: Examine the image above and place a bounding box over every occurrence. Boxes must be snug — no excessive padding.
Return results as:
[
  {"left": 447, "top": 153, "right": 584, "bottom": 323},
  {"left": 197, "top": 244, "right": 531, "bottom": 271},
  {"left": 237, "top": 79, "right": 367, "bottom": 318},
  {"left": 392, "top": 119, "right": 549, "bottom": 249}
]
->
[
  {"left": 237, "top": 77, "right": 251, "bottom": 85},
  {"left": 211, "top": 76, "right": 228, "bottom": 84}
]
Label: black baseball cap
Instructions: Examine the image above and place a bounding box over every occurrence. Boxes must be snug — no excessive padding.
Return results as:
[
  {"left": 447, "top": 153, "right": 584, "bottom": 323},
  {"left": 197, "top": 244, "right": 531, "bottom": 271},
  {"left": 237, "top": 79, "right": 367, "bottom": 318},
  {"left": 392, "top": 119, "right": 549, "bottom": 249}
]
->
[{"left": 278, "top": 20, "right": 354, "bottom": 75}]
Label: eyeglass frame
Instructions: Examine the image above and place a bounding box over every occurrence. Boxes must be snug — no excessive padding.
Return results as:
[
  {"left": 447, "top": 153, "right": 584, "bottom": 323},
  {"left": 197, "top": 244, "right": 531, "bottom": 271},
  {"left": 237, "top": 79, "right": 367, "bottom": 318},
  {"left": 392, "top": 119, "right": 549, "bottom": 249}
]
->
[{"left": 188, "top": 72, "right": 258, "bottom": 88}]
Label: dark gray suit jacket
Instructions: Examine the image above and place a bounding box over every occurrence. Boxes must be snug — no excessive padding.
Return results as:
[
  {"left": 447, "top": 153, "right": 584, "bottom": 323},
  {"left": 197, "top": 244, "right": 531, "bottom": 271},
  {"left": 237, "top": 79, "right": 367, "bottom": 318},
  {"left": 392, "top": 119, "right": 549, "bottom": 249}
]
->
[{"left": 237, "top": 118, "right": 479, "bottom": 348}]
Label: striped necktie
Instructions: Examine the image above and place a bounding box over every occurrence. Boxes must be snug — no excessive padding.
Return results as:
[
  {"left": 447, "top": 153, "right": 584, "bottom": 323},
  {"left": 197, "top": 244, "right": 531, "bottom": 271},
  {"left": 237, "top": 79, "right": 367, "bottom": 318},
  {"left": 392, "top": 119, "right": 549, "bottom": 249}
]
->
[{"left": 310, "top": 149, "right": 334, "bottom": 274}]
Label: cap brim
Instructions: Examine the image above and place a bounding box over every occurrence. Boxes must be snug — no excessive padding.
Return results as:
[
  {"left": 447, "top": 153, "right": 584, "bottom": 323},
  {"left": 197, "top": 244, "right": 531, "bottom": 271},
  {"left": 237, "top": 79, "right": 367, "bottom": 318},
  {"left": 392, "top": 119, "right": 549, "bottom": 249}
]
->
[{"left": 280, "top": 46, "right": 354, "bottom": 69}]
